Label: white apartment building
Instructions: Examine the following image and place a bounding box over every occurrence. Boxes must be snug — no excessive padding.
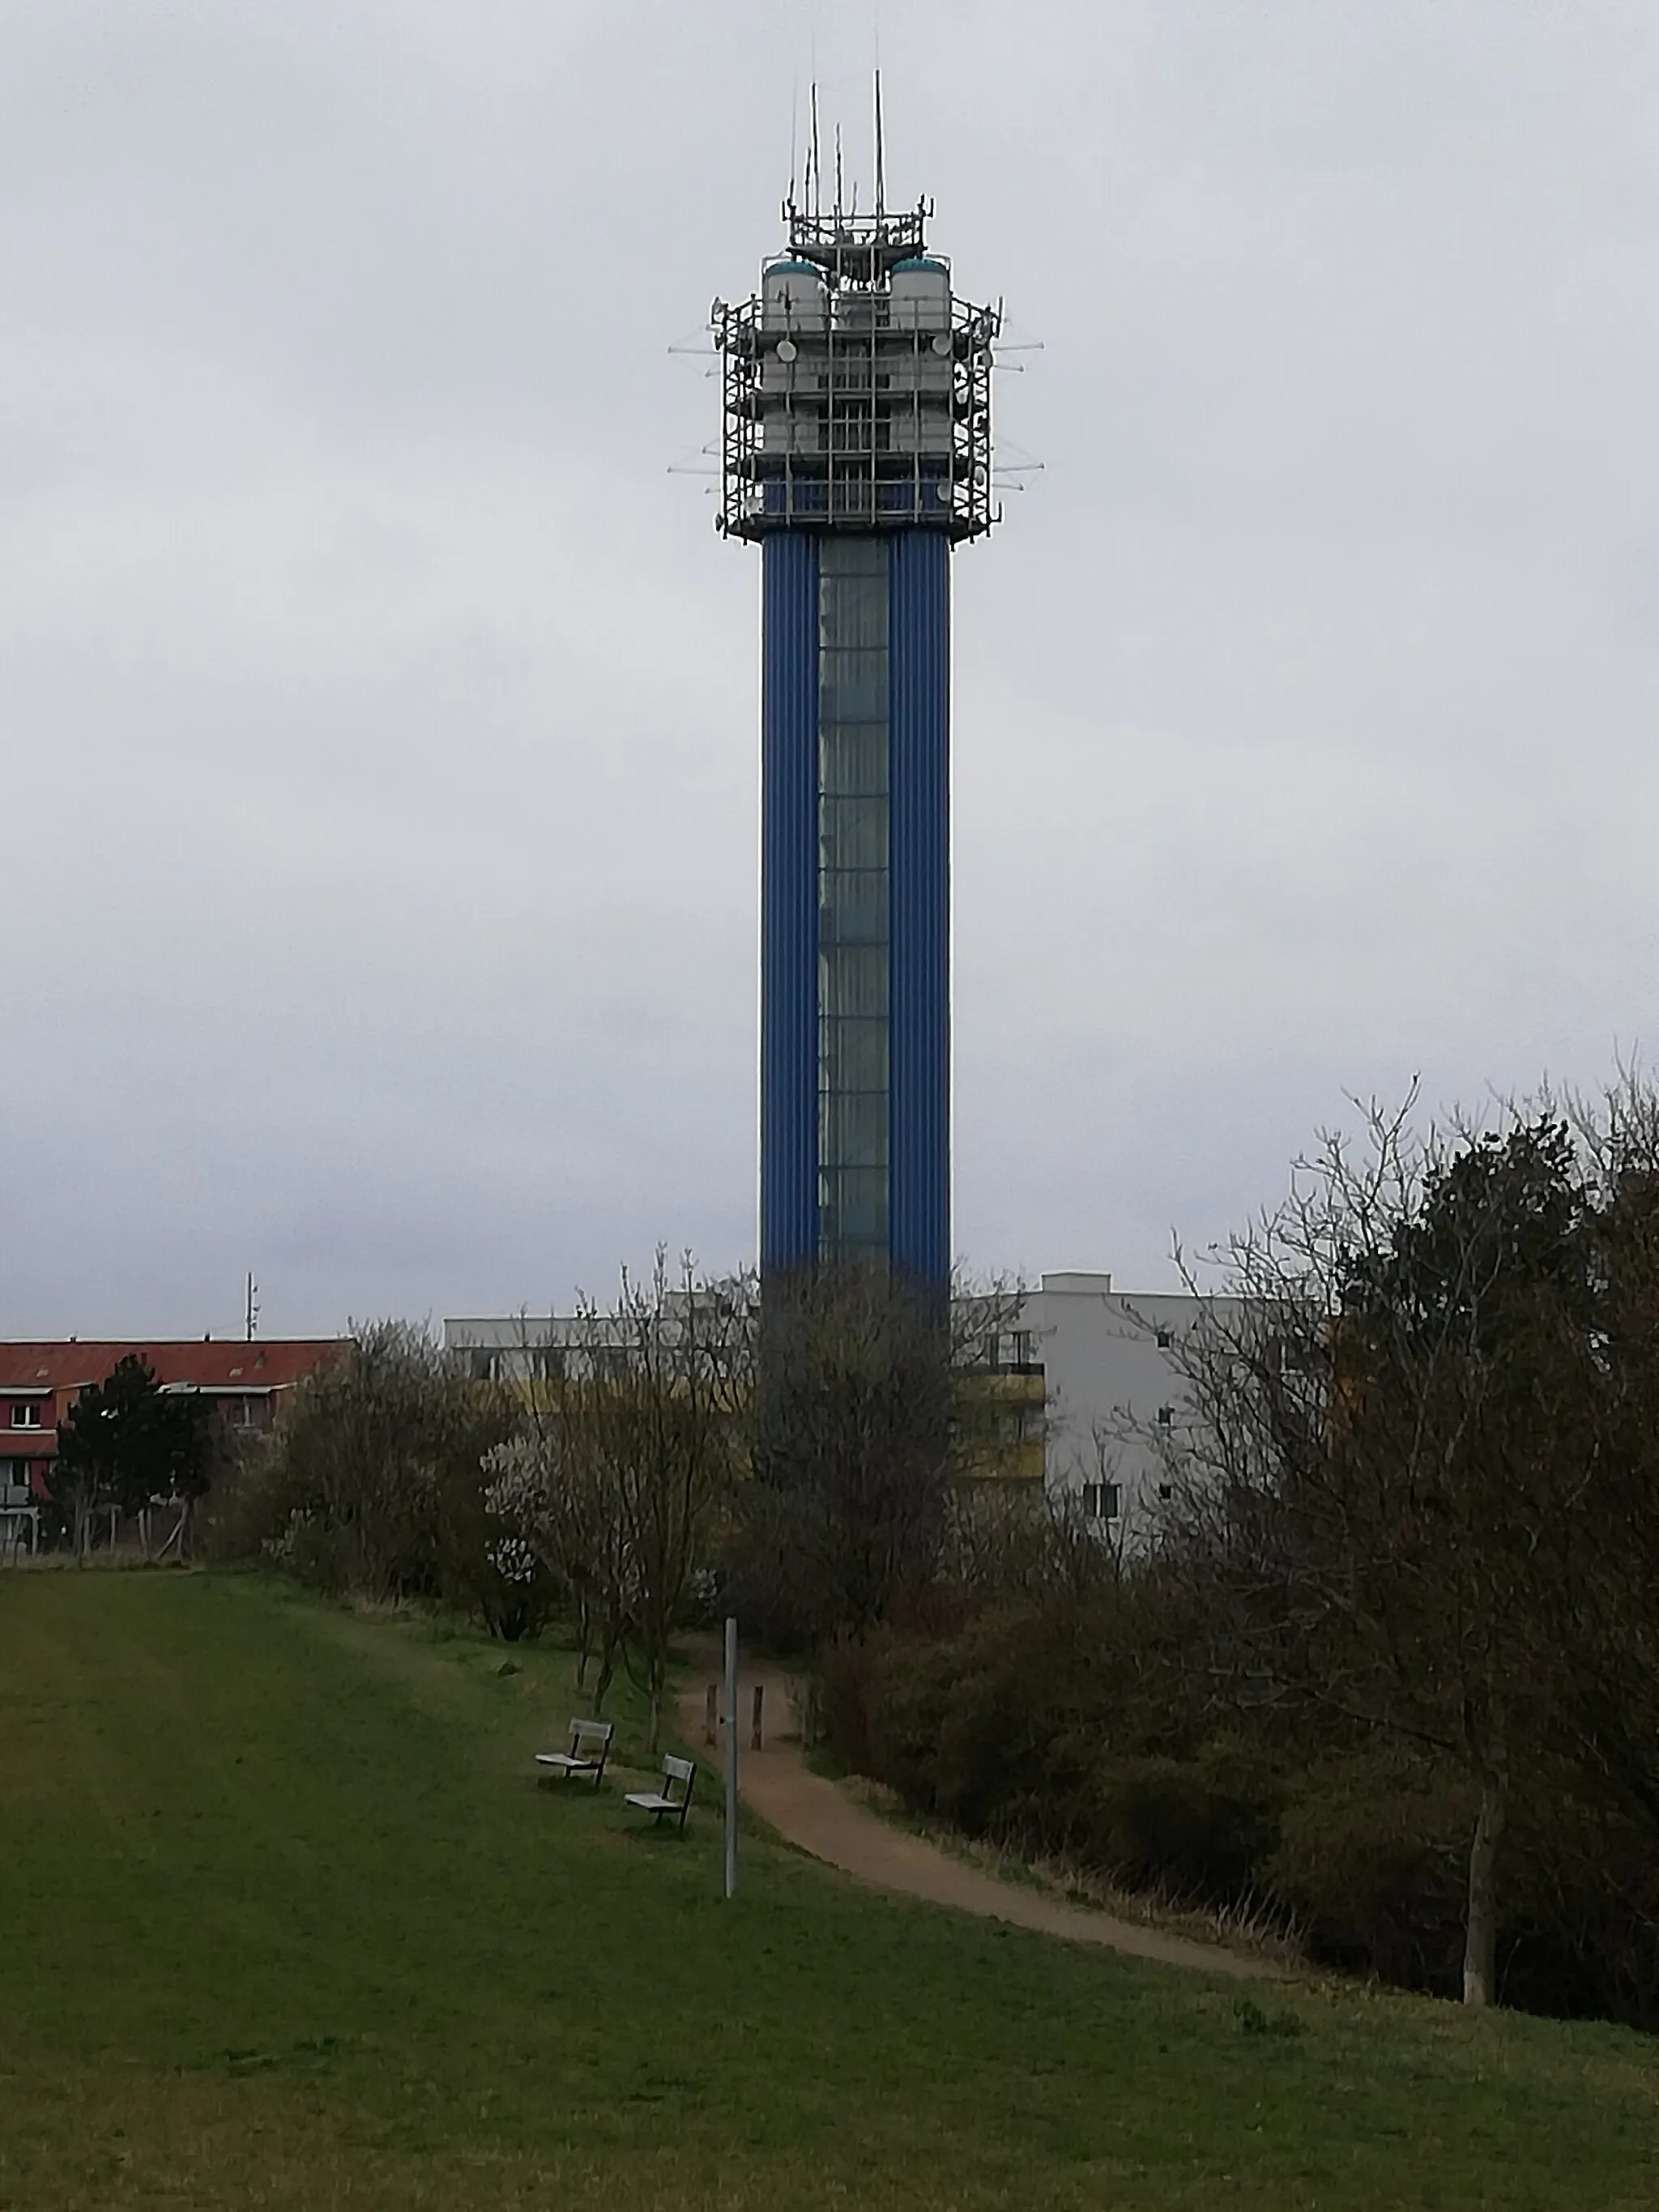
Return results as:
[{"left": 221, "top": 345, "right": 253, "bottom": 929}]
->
[
  {"left": 445, "top": 1269, "right": 1235, "bottom": 1541},
  {"left": 1005, "top": 1272, "right": 1239, "bottom": 1539}
]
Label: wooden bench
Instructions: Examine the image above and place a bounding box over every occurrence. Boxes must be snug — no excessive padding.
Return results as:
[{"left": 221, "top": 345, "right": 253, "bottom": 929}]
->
[
  {"left": 625, "top": 1754, "right": 696, "bottom": 1831},
  {"left": 535, "top": 1717, "right": 615, "bottom": 1788}
]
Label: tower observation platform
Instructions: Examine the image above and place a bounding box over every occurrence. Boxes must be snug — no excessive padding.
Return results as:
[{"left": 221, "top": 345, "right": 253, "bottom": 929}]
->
[{"left": 714, "top": 184, "right": 1000, "bottom": 1289}]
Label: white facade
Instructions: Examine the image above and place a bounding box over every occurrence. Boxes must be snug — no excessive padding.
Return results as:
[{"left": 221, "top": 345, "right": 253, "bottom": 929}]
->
[
  {"left": 1010, "top": 1273, "right": 1239, "bottom": 1540},
  {"left": 443, "top": 1315, "right": 574, "bottom": 1382},
  {"left": 446, "top": 1274, "right": 1236, "bottom": 1543}
]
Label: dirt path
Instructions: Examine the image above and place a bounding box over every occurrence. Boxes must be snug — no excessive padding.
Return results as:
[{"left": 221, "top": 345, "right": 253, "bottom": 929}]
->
[{"left": 678, "top": 1656, "right": 1271, "bottom": 1979}]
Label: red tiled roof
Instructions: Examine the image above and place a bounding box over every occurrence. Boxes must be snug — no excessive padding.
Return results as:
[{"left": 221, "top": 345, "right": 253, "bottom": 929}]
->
[{"left": 0, "top": 1341, "right": 346, "bottom": 1394}]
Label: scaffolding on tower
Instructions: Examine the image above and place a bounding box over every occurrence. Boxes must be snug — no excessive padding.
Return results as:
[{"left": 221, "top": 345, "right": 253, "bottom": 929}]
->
[{"left": 712, "top": 197, "right": 1000, "bottom": 547}]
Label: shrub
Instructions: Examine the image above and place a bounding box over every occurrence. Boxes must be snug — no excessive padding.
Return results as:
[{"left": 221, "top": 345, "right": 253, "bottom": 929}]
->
[
  {"left": 1085, "top": 1743, "right": 1279, "bottom": 1903},
  {"left": 1265, "top": 1756, "right": 1470, "bottom": 1994},
  {"left": 199, "top": 1323, "right": 544, "bottom": 1635}
]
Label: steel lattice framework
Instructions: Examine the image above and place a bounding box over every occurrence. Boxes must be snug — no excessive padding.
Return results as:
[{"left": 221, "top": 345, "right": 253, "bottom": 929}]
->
[{"left": 713, "top": 200, "right": 999, "bottom": 546}]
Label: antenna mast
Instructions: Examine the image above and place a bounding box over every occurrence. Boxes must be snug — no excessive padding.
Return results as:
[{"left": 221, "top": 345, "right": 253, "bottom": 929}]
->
[{"left": 874, "top": 70, "right": 886, "bottom": 216}]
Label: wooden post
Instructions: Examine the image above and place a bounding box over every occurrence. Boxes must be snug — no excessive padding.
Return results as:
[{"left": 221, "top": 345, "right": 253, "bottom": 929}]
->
[
  {"left": 723, "top": 1617, "right": 739, "bottom": 1901},
  {"left": 704, "top": 1681, "right": 718, "bottom": 1747},
  {"left": 751, "top": 1681, "right": 765, "bottom": 1751}
]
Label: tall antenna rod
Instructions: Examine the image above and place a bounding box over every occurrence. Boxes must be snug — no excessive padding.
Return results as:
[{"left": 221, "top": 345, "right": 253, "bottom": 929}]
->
[
  {"left": 834, "top": 121, "right": 843, "bottom": 224},
  {"left": 874, "top": 69, "right": 886, "bottom": 217},
  {"left": 809, "top": 82, "right": 821, "bottom": 217}
]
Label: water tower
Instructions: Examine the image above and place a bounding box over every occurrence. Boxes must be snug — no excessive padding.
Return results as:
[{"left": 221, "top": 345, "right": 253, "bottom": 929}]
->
[{"left": 714, "top": 147, "right": 1000, "bottom": 1289}]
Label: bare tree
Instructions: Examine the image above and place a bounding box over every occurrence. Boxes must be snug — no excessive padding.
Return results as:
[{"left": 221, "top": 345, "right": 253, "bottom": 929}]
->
[
  {"left": 487, "top": 1425, "right": 634, "bottom": 1704},
  {"left": 258, "top": 1322, "right": 513, "bottom": 1606},
  {"left": 489, "top": 1255, "right": 750, "bottom": 1749},
  {"left": 1162, "top": 1095, "right": 1605, "bottom": 2006},
  {"left": 728, "top": 1267, "right": 1022, "bottom": 1648}
]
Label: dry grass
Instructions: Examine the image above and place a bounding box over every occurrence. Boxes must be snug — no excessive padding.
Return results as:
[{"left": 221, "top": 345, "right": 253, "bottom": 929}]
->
[{"left": 835, "top": 1769, "right": 1307, "bottom": 1968}]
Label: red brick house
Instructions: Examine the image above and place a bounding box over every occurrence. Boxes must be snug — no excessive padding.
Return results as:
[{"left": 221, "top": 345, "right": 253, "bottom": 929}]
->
[{"left": 0, "top": 1339, "right": 346, "bottom": 1536}]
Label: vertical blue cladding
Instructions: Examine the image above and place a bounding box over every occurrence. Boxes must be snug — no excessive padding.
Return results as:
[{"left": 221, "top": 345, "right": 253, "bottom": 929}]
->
[
  {"left": 887, "top": 530, "right": 952, "bottom": 1289},
  {"left": 816, "top": 538, "right": 891, "bottom": 1269},
  {"left": 760, "top": 533, "right": 821, "bottom": 1275}
]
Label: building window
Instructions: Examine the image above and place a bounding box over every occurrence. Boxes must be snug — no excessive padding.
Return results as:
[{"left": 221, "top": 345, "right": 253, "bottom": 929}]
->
[
  {"left": 1081, "top": 1481, "right": 1121, "bottom": 1522},
  {"left": 817, "top": 536, "right": 891, "bottom": 1265},
  {"left": 10, "top": 1404, "right": 41, "bottom": 1430},
  {"left": 1155, "top": 1328, "right": 1173, "bottom": 1350},
  {"left": 1156, "top": 1405, "right": 1175, "bottom": 1427},
  {"left": 1157, "top": 1483, "right": 1173, "bottom": 1502},
  {"left": 969, "top": 1330, "right": 1043, "bottom": 1375}
]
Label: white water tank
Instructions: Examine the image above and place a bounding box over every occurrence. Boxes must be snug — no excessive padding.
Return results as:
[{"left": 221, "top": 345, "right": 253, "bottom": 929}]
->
[
  {"left": 889, "top": 256, "right": 951, "bottom": 334},
  {"left": 761, "top": 258, "right": 827, "bottom": 334}
]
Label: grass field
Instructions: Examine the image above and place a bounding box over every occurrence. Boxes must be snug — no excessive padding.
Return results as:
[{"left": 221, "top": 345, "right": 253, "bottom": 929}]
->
[{"left": 2, "top": 1573, "right": 1657, "bottom": 2210}]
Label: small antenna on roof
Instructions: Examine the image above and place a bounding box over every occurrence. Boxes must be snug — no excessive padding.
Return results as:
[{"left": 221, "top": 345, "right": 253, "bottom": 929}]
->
[
  {"left": 809, "top": 82, "right": 821, "bottom": 219},
  {"left": 874, "top": 70, "right": 886, "bottom": 218},
  {"left": 834, "top": 121, "right": 843, "bottom": 225}
]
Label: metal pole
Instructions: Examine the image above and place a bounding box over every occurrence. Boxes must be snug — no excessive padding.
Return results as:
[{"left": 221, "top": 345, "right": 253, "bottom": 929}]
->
[{"left": 723, "top": 1614, "right": 739, "bottom": 1899}]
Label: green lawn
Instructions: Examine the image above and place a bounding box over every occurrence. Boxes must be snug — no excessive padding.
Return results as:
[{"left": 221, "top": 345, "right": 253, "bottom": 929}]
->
[{"left": 1, "top": 1574, "right": 1656, "bottom": 2210}]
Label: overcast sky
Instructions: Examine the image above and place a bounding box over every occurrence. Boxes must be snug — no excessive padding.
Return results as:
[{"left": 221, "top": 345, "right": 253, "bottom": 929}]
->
[{"left": 3, "top": 0, "right": 1657, "bottom": 1336}]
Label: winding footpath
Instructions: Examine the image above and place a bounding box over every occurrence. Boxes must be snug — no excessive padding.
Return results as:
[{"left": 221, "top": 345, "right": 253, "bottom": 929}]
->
[{"left": 679, "top": 1659, "right": 1270, "bottom": 1980}]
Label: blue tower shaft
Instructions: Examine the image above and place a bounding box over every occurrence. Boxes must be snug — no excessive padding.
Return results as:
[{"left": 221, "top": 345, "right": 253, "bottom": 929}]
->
[
  {"left": 760, "top": 529, "right": 950, "bottom": 1286},
  {"left": 888, "top": 529, "right": 951, "bottom": 1283},
  {"left": 759, "top": 533, "right": 819, "bottom": 1273}
]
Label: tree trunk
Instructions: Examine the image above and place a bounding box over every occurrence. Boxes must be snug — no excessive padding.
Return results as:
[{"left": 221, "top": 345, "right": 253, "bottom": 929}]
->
[
  {"left": 646, "top": 1681, "right": 662, "bottom": 1757},
  {"left": 591, "top": 1639, "right": 616, "bottom": 1718},
  {"left": 1463, "top": 1767, "right": 1507, "bottom": 2006}
]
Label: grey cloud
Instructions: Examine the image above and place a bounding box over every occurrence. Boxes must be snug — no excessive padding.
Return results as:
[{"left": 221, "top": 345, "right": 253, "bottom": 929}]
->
[{"left": 4, "top": 0, "right": 1658, "bottom": 1333}]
